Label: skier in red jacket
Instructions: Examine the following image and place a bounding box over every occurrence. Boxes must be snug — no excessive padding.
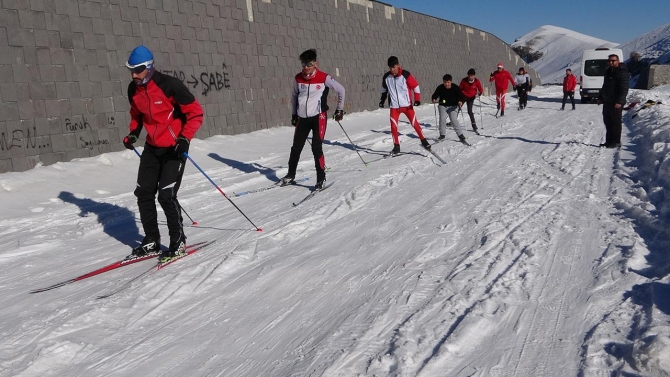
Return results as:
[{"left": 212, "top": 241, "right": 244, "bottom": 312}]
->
[
  {"left": 459, "top": 68, "right": 484, "bottom": 131},
  {"left": 489, "top": 63, "right": 515, "bottom": 116},
  {"left": 122, "top": 45, "right": 204, "bottom": 262},
  {"left": 561, "top": 68, "right": 577, "bottom": 110}
]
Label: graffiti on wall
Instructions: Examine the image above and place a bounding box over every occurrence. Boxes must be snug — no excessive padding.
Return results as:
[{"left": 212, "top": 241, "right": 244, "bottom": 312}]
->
[
  {"left": 361, "top": 73, "right": 384, "bottom": 92},
  {"left": 162, "top": 63, "right": 231, "bottom": 96},
  {"left": 0, "top": 127, "right": 48, "bottom": 150}
]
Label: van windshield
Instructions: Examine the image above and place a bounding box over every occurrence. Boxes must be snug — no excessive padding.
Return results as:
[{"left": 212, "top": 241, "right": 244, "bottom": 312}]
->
[{"left": 584, "top": 59, "right": 609, "bottom": 77}]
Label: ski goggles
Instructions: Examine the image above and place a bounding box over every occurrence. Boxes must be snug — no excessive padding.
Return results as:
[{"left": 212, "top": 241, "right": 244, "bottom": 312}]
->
[
  {"left": 300, "top": 60, "right": 316, "bottom": 68},
  {"left": 126, "top": 60, "right": 153, "bottom": 74}
]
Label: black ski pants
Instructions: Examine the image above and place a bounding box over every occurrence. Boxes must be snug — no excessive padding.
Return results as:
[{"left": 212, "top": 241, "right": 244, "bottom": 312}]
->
[
  {"left": 134, "top": 144, "right": 186, "bottom": 244},
  {"left": 464, "top": 96, "right": 477, "bottom": 126},
  {"left": 562, "top": 91, "right": 576, "bottom": 109},
  {"left": 288, "top": 113, "right": 327, "bottom": 182},
  {"left": 602, "top": 103, "right": 623, "bottom": 145},
  {"left": 516, "top": 87, "right": 528, "bottom": 108}
]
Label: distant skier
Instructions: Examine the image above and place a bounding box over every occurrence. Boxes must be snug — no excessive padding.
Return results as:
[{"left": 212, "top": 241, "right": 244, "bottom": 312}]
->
[
  {"left": 489, "top": 63, "right": 515, "bottom": 116},
  {"left": 560, "top": 68, "right": 577, "bottom": 110},
  {"left": 279, "top": 49, "right": 346, "bottom": 190},
  {"left": 122, "top": 45, "right": 204, "bottom": 261},
  {"left": 597, "top": 54, "right": 630, "bottom": 148},
  {"left": 459, "top": 68, "right": 484, "bottom": 132},
  {"left": 379, "top": 56, "right": 431, "bottom": 155},
  {"left": 432, "top": 74, "right": 468, "bottom": 144},
  {"left": 514, "top": 67, "right": 531, "bottom": 110}
]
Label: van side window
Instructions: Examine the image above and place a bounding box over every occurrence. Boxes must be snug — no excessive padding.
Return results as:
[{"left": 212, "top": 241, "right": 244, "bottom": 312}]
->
[{"left": 584, "top": 59, "right": 609, "bottom": 77}]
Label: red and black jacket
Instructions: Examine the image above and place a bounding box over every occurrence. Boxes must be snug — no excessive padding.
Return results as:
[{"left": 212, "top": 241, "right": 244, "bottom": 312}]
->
[{"left": 128, "top": 71, "right": 204, "bottom": 148}]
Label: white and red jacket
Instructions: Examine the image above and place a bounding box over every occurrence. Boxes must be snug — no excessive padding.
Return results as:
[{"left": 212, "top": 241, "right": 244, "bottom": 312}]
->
[
  {"left": 563, "top": 74, "right": 577, "bottom": 92},
  {"left": 380, "top": 68, "right": 421, "bottom": 108},
  {"left": 292, "top": 69, "right": 345, "bottom": 118}
]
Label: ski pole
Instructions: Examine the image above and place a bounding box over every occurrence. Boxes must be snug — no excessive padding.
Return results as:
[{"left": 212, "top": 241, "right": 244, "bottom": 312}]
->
[
  {"left": 132, "top": 147, "right": 198, "bottom": 225},
  {"left": 433, "top": 102, "right": 440, "bottom": 138},
  {"left": 183, "top": 152, "right": 262, "bottom": 232},
  {"left": 478, "top": 95, "right": 484, "bottom": 129},
  {"left": 179, "top": 204, "right": 198, "bottom": 226},
  {"left": 336, "top": 120, "right": 367, "bottom": 167}
]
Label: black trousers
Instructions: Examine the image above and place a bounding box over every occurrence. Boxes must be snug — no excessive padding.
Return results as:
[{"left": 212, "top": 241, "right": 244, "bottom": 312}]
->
[
  {"left": 516, "top": 87, "right": 528, "bottom": 108},
  {"left": 562, "top": 91, "right": 575, "bottom": 109},
  {"left": 135, "top": 144, "right": 186, "bottom": 244},
  {"left": 288, "top": 113, "right": 327, "bottom": 182},
  {"left": 602, "top": 104, "right": 623, "bottom": 145},
  {"left": 465, "top": 96, "right": 476, "bottom": 125}
]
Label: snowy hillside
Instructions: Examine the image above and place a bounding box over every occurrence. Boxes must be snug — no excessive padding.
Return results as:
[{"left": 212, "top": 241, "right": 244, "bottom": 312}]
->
[
  {"left": 2, "top": 86, "right": 670, "bottom": 376},
  {"left": 619, "top": 22, "right": 670, "bottom": 64},
  {"left": 511, "top": 25, "right": 617, "bottom": 84},
  {"left": 514, "top": 23, "right": 670, "bottom": 86}
]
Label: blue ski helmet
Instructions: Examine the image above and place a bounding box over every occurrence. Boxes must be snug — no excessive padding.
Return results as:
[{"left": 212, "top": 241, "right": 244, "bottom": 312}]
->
[{"left": 126, "top": 45, "right": 154, "bottom": 70}]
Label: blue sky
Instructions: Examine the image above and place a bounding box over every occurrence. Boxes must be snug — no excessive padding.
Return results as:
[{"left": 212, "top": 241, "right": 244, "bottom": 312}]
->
[{"left": 380, "top": 0, "right": 670, "bottom": 45}]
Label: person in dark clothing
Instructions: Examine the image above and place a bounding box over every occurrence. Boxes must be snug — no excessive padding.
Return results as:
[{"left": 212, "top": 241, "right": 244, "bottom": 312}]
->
[
  {"left": 122, "top": 45, "right": 204, "bottom": 262},
  {"left": 514, "top": 67, "right": 531, "bottom": 110},
  {"left": 597, "top": 54, "right": 630, "bottom": 148},
  {"left": 431, "top": 74, "right": 467, "bottom": 144}
]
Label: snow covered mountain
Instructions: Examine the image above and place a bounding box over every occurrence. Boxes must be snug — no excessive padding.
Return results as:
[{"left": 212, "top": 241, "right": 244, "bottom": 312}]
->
[
  {"left": 513, "top": 23, "right": 670, "bottom": 85},
  {"left": 511, "top": 25, "right": 617, "bottom": 84},
  {"left": 619, "top": 22, "right": 670, "bottom": 64}
]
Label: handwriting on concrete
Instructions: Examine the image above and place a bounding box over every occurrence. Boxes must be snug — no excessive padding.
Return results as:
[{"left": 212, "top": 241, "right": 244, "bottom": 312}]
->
[
  {"left": 0, "top": 127, "right": 45, "bottom": 150},
  {"left": 162, "top": 63, "right": 231, "bottom": 96}
]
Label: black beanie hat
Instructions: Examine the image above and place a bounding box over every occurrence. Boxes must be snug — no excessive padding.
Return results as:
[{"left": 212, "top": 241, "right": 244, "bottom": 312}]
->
[
  {"left": 467, "top": 68, "right": 476, "bottom": 75},
  {"left": 387, "top": 56, "right": 399, "bottom": 67}
]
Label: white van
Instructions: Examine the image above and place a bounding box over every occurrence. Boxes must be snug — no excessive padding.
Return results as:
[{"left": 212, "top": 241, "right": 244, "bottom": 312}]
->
[{"left": 579, "top": 47, "right": 623, "bottom": 103}]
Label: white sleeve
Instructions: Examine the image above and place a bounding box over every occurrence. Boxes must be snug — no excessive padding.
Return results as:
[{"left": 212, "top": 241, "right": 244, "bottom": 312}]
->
[{"left": 326, "top": 75, "right": 346, "bottom": 111}]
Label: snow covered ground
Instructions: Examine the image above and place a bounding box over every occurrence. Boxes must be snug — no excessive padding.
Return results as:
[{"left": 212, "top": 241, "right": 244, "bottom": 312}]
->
[{"left": 1, "top": 85, "right": 669, "bottom": 377}]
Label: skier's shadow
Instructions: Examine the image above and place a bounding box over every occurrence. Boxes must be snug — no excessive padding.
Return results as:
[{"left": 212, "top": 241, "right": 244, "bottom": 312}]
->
[
  {"left": 58, "top": 191, "right": 140, "bottom": 247},
  {"left": 208, "top": 153, "right": 278, "bottom": 181},
  {"left": 370, "top": 129, "right": 420, "bottom": 139},
  {"left": 484, "top": 135, "right": 560, "bottom": 145}
]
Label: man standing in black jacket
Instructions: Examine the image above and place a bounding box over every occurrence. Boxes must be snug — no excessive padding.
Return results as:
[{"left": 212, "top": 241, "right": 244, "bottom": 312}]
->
[{"left": 597, "top": 54, "right": 630, "bottom": 148}]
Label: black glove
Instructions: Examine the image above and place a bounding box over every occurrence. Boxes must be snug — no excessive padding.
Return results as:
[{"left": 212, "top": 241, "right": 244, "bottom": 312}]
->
[
  {"left": 333, "top": 110, "right": 344, "bottom": 121},
  {"left": 291, "top": 114, "right": 299, "bottom": 126},
  {"left": 174, "top": 136, "right": 189, "bottom": 157},
  {"left": 513, "top": 86, "right": 517, "bottom": 91},
  {"left": 123, "top": 134, "right": 137, "bottom": 150},
  {"left": 490, "top": 72, "right": 494, "bottom": 78},
  {"left": 379, "top": 93, "right": 388, "bottom": 108},
  {"left": 413, "top": 101, "right": 420, "bottom": 106}
]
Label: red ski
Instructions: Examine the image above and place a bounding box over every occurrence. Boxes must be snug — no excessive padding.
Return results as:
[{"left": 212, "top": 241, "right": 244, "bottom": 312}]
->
[
  {"left": 29, "top": 242, "right": 208, "bottom": 293},
  {"left": 97, "top": 240, "right": 216, "bottom": 299}
]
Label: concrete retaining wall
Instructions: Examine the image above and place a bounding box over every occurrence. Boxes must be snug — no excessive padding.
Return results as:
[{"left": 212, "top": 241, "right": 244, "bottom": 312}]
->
[{"left": 0, "top": 0, "right": 539, "bottom": 173}]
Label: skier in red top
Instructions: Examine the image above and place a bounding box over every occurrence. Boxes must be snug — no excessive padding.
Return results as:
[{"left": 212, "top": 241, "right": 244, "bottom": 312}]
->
[
  {"left": 122, "top": 45, "right": 204, "bottom": 261},
  {"left": 561, "top": 68, "right": 577, "bottom": 110},
  {"left": 379, "top": 56, "right": 431, "bottom": 155},
  {"left": 459, "top": 68, "right": 484, "bottom": 131},
  {"left": 489, "top": 63, "right": 515, "bottom": 116}
]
